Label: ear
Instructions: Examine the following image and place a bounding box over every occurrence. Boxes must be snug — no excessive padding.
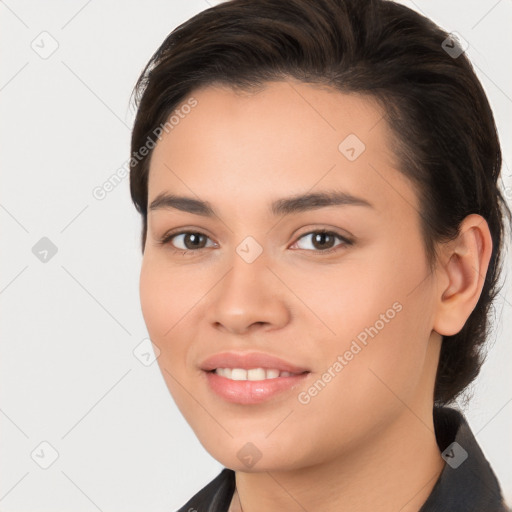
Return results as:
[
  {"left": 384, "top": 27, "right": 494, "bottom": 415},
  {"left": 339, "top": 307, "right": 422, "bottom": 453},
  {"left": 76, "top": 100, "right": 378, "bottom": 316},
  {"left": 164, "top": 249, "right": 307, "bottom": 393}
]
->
[{"left": 433, "top": 214, "right": 493, "bottom": 336}]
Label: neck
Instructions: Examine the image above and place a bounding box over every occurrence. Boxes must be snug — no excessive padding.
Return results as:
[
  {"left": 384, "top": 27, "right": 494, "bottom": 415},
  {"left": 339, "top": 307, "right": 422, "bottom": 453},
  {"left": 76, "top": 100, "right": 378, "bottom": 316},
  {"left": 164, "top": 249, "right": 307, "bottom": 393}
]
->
[{"left": 231, "top": 404, "right": 445, "bottom": 512}]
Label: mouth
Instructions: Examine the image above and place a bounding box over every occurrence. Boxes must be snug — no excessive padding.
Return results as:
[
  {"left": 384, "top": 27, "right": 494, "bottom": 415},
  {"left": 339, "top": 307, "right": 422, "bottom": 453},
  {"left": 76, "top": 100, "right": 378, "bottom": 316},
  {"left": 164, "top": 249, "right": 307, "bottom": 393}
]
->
[
  {"left": 200, "top": 352, "right": 311, "bottom": 404},
  {"left": 210, "top": 367, "right": 308, "bottom": 380}
]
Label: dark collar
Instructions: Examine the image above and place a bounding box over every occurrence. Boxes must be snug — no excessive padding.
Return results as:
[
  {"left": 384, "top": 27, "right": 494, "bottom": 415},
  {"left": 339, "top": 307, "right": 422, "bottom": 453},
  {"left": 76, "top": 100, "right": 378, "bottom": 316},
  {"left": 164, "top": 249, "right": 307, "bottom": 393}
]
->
[
  {"left": 177, "top": 406, "right": 509, "bottom": 512},
  {"left": 419, "top": 406, "right": 509, "bottom": 511}
]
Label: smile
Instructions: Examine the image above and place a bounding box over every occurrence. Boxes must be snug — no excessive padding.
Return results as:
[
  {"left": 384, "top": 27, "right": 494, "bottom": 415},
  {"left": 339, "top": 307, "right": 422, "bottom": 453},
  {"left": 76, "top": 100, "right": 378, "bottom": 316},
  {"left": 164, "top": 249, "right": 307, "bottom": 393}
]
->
[{"left": 213, "top": 367, "right": 301, "bottom": 380}]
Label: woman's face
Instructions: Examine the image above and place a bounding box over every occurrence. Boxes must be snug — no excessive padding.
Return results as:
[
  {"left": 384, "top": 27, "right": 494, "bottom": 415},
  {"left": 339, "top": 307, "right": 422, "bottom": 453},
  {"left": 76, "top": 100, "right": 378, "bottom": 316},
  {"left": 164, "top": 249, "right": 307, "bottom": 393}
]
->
[{"left": 139, "top": 80, "right": 442, "bottom": 471}]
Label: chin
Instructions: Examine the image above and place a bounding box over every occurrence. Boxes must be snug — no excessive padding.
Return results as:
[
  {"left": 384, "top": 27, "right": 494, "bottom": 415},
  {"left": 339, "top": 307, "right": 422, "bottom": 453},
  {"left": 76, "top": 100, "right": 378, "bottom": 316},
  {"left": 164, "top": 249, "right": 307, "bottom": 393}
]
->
[{"left": 198, "top": 434, "right": 316, "bottom": 473}]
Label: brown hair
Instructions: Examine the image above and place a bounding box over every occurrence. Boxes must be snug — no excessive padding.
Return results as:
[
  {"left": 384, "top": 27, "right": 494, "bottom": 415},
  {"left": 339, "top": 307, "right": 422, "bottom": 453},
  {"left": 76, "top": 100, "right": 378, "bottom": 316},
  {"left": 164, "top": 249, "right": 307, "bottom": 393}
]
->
[{"left": 129, "top": 0, "right": 511, "bottom": 406}]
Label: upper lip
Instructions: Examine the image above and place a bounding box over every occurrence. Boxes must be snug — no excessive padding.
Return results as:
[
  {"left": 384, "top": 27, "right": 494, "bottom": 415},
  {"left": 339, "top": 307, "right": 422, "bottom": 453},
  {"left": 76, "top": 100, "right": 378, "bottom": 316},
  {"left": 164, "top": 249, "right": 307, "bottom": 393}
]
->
[{"left": 200, "top": 351, "right": 310, "bottom": 374}]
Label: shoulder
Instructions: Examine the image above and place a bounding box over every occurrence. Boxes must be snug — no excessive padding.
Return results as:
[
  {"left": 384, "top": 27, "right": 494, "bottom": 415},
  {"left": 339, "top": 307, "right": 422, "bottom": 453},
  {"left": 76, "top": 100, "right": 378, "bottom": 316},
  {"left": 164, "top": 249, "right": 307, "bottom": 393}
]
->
[
  {"left": 176, "top": 468, "right": 236, "bottom": 512},
  {"left": 420, "top": 406, "right": 510, "bottom": 511}
]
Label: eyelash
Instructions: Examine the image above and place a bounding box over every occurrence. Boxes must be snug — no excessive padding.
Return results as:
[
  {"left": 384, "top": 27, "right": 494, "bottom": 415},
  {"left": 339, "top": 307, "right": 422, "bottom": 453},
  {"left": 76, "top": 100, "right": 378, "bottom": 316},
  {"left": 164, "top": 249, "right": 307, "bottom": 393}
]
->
[{"left": 157, "top": 229, "right": 353, "bottom": 256}]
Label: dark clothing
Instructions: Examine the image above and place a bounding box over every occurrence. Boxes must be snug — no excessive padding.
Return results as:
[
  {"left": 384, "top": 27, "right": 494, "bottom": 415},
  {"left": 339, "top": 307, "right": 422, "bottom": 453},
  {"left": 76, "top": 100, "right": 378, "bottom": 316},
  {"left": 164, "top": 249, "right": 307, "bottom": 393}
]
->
[{"left": 177, "top": 406, "right": 510, "bottom": 511}]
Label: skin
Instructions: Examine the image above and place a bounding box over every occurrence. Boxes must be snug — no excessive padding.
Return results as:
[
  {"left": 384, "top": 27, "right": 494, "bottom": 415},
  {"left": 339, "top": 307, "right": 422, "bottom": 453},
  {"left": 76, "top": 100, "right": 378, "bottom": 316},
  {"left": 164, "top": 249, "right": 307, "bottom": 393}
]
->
[{"left": 139, "top": 79, "right": 492, "bottom": 512}]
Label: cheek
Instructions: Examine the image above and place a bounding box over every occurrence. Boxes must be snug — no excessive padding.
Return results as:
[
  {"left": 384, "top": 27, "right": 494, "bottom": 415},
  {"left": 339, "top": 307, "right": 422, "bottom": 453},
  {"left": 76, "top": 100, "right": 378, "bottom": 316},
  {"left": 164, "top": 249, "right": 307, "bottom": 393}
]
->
[
  {"left": 139, "top": 256, "right": 192, "bottom": 361},
  {"left": 307, "top": 245, "right": 433, "bottom": 405},
  {"left": 139, "top": 259, "right": 169, "bottom": 338},
  {"left": 292, "top": 302, "right": 430, "bottom": 460},
  {"left": 139, "top": 259, "right": 195, "bottom": 409},
  {"left": 139, "top": 253, "right": 198, "bottom": 335},
  {"left": 330, "top": 297, "right": 432, "bottom": 430}
]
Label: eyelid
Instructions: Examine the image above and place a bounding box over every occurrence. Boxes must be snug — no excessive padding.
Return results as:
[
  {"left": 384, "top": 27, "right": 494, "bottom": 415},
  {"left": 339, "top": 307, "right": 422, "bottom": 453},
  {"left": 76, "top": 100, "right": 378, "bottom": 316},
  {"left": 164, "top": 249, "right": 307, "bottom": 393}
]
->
[
  {"left": 158, "top": 226, "right": 354, "bottom": 255},
  {"left": 293, "top": 225, "right": 354, "bottom": 243},
  {"left": 290, "top": 229, "right": 353, "bottom": 253},
  {"left": 159, "top": 229, "right": 217, "bottom": 250}
]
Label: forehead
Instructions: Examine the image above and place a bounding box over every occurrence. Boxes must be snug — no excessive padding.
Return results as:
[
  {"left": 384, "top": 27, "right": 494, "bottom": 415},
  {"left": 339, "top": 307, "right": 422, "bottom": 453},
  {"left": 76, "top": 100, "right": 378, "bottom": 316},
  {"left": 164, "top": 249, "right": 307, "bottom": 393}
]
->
[{"left": 147, "top": 80, "right": 417, "bottom": 219}]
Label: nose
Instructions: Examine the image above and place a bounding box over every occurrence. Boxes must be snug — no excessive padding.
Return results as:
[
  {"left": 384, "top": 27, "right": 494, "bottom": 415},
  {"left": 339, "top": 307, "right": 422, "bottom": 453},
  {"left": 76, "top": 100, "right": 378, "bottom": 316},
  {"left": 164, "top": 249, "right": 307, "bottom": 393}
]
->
[{"left": 206, "top": 249, "right": 291, "bottom": 335}]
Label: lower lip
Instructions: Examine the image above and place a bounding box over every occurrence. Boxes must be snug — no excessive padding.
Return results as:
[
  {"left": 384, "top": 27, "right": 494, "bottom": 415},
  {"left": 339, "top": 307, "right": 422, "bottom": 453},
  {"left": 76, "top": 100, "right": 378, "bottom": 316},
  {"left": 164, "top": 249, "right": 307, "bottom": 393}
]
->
[{"left": 204, "top": 370, "right": 310, "bottom": 404}]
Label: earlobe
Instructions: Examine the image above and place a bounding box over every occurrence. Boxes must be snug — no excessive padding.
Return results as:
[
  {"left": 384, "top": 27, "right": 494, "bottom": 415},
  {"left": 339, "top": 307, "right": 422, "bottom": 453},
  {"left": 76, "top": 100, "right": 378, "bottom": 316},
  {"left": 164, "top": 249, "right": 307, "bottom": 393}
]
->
[{"left": 433, "top": 214, "right": 493, "bottom": 336}]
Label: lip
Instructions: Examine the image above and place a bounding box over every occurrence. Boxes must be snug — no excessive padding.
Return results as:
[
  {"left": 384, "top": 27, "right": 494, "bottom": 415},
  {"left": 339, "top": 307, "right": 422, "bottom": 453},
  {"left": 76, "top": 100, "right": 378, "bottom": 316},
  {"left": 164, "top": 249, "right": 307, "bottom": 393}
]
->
[
  {"left": 200, "top": 351, "right": 310, "bottom": 405},
  {"left": 200, "top": 351, "right": 310, "bottom": 374}
]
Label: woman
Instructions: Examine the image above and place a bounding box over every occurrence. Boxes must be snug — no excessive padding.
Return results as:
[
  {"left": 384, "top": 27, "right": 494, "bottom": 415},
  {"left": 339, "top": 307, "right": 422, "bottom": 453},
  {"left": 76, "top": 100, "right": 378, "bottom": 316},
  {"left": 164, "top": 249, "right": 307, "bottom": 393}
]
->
[{"left": 128, "top": 0, "right": 511, "bottom": 510}]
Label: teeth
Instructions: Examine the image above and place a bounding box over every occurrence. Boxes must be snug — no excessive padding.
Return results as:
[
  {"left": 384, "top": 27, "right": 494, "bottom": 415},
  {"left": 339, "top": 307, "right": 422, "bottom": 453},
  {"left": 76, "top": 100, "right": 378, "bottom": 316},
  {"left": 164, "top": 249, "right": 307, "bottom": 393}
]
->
[
  {"left": 266, "top": 369, "right": 280, "bottom": 379},
  {"left": 214, "top": 368, "right": 297, "bottom": 380},
  {"left": 231, "top": 368, "right": 247, "bottom": 380},
  {"left": 247, "top": 368, "right": 266, "bottom": 380}
]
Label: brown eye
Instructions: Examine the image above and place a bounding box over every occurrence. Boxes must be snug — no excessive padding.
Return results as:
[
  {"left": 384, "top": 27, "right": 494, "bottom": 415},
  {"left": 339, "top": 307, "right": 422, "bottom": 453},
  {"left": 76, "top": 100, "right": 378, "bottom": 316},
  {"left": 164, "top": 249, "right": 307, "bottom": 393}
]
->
[
  {"left": 180, "top": 232, "right": 208, "bottom": 250},
  {"left": 292, "top": 230, "right": 352, "bottom": 254},
  {"left": 160, "top": 231, "right": 215, "bottom": 252}
]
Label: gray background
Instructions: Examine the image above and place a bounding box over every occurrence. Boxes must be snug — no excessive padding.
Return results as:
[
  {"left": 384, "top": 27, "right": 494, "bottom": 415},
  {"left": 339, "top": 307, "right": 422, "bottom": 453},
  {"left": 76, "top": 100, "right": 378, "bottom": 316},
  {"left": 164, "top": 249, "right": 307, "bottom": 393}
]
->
[{"left": 1, "top": 0, "right": 511, "bottom": 510}]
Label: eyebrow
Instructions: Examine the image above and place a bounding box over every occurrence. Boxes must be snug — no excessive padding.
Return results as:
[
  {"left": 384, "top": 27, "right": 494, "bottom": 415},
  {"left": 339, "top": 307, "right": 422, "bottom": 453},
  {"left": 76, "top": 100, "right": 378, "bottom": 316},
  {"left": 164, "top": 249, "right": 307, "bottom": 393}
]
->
[{"left": 148, "top": 190, "right": 373, "bottom": 217}]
